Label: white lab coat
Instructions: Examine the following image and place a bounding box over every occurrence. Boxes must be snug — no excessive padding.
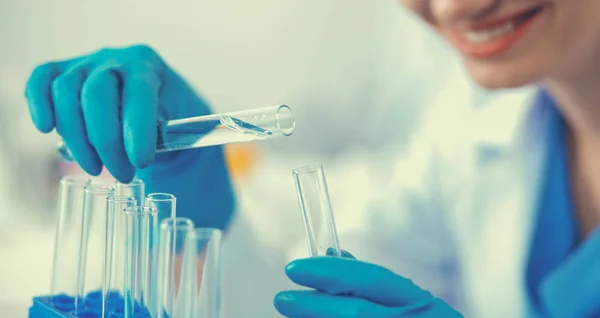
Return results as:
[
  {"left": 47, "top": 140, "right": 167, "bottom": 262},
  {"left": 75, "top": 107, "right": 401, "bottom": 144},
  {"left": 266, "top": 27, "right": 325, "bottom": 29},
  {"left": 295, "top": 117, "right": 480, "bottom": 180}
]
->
[{"left": 222, "top": 77, "right": 547, "bottom": 317}]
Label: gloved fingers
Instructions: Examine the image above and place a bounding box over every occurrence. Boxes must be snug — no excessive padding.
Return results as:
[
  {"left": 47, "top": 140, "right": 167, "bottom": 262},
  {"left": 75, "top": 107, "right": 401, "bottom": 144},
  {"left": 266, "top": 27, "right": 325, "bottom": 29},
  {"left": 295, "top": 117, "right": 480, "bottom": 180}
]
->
[
  {"left": 285, "top": 257, "right": 432, "bottom": 307},
  {"left": 274, "top": 290, "right": 397, "bottom": 318},
  {"left": 121, "top": 62, "right": 161, "bottom": 169},
  {"left": 25, "top": 62, "right": 62, "bottom": 133},
  {"left": 326, "top": 248, "right": 356, "bottom": 259},
  {"left": 81, "top": 61, "right": 136, "bottom": 183},
  {"left": 51, "top": 66, "right": 103, "bottom": 175}
]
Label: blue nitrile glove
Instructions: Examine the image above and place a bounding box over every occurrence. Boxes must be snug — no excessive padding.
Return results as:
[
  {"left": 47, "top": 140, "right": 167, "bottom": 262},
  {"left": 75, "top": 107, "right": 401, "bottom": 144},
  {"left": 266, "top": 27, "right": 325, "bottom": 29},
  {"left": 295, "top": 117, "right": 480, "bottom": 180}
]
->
[
  {"left": 274, "top": 250, "right": 463, "bottom": 318},
  {"left": 24, "top": 45, "right": 235, "bottom": 229}
]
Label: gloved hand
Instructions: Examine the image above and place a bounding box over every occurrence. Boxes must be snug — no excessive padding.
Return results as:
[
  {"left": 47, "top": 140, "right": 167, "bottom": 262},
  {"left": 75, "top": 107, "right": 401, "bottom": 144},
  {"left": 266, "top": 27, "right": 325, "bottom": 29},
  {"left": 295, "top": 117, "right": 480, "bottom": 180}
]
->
[
  {"left": 274, "top": 250, "right": 463, "bottom": 317},
  {"left": 24, "top": 45, "right": 235, "bottom": 229}
]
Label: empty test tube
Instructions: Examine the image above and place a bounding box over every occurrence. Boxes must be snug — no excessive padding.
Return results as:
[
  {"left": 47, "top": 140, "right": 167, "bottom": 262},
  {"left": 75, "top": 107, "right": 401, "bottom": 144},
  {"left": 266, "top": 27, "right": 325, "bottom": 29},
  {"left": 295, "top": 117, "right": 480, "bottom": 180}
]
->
[
  {"left": 146, "top": 193, "right": 177, "bottom": 221},
  {"left": 143, "top": 193, "right": 176, "bottom": 317},
  {"left": 58, "top": 105, "right": 296, "bottom": 162},
  {"left": 157, "top": 218, "right": 223, "bottom": 318},
  {"left": 115, "top": 179, "right": 145, "bottom": 206},
  {"left": 293, "top": 164, "right": 342, "bottom": 257},
  {"left": 157, "top": 218, "right": 195, "bottom": 318},
  {"left": 50, "top": 175, "right": 90, "bottom": 311},
  {"left": 103, "top": 196, "right": 137, "bottom": 317},
  {"left": 190, "top": 228, "right": 223, "bottom": 318},
  {"left": 124, "top": 206, "right": 159, "bottom": 317},
  {"left": 77, "top": 182, "right": 115, "bottom": 313}
]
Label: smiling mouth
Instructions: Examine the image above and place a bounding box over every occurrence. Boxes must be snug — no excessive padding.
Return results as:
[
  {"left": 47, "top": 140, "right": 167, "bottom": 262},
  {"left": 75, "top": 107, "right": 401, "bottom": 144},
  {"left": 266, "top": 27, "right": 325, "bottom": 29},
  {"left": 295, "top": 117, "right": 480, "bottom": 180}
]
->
[{"left": 460, "top": 6, "right": 544, "bottom": 43}]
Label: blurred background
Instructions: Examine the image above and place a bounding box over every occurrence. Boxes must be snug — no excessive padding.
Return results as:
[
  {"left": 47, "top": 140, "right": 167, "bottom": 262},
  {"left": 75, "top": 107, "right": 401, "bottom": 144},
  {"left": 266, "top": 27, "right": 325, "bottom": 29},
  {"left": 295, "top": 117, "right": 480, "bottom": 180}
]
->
[{"left": 0, "top": 0, "right": 485, "bottom": 316}]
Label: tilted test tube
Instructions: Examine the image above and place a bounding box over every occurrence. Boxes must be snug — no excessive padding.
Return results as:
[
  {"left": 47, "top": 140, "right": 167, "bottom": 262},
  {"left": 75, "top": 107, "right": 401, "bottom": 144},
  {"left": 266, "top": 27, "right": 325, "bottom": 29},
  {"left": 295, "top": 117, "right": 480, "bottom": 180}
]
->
[
  {"left": 293, "top": 164, "right": 342, "bottom": 257},
  {"left": 58, "top": 105, "right": 296, "bottom": 161}
]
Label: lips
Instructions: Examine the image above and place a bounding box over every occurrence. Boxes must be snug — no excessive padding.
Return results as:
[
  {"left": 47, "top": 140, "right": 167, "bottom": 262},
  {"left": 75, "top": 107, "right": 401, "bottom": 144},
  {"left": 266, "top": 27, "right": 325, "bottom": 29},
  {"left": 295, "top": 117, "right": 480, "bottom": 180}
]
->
[
  {"left": 448, "top": 6, "right": 544, "bottom": 59},
  {"left": 463, "top": 6, "right": 543, "bottom": 31}
]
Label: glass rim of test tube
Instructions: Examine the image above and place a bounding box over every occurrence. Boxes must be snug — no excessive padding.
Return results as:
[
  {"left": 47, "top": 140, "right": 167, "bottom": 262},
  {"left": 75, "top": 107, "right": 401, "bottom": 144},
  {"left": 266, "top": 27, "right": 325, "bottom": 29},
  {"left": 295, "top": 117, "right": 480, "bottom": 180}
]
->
[
  {"left": 292, "top": 163, "right": 326, "bottom": 175},
  {"left": 146, "top": 193, "right": 177, "bottom": 202},
  {"left": 117, "top": 179, "right": 144, "bottom": 186},
  {"left": 192, "top": 227, "right": 222, "bottom": 240},
  {"left": 60, "top": 175, "right": 91, "bottom": 187},
  {"left": 85, "top": 182, "right": 114, "bottom": 193},
  {"left": 106, "top": 195, "right": 137, "bottom": 204},
  {"left": 273, "top": 105, "right": 295, "bottom": 136},
  {"left": 115, "top": 179, "right": 145, "bottom": 205},
  {"left": 147, "top": 193, "right": 177, "bottom": 222}
]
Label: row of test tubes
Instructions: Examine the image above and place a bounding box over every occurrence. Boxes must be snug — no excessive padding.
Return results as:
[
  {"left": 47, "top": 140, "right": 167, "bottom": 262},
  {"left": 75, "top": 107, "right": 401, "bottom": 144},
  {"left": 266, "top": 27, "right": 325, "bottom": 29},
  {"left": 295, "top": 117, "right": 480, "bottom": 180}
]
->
[
  {"left": 48, "top": 177, "right": 221, "bottom": 318},
  {"left": 42, "top": 163, "right": 341, "bottom": 318}
]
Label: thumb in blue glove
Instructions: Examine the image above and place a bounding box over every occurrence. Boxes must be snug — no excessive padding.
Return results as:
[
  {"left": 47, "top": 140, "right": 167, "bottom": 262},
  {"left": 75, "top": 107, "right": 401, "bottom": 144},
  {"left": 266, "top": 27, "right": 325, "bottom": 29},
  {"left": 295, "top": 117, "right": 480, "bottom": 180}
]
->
[{"left": 274, "top": 250, "right": 463, "bottom": 317}]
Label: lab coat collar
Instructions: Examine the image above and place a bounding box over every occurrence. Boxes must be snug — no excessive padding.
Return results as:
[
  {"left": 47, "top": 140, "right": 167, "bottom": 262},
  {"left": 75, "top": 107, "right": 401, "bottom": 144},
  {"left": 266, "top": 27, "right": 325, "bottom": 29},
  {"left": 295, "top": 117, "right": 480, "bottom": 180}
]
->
[{"left": 471, "top": 86, "right": 542, "bottom": 153}]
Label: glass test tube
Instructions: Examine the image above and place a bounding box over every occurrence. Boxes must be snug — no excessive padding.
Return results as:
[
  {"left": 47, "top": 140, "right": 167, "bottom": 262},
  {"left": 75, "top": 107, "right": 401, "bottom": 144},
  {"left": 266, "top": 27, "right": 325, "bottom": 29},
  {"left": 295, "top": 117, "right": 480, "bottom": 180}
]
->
[
  {"left": 157, "top": 218, "right": 196, "bottom": 318},
  {"left": 50, "top": 175, "right": 90, "bottom": 311},
  {"left": 146, "top": 193, "right": 177, "bottom": 221},
  {"left": 191, "top": 228, "right": 223, "bottom": 318},
  {"left": 77, "top": 182, "right": 115, "bottom": 312},
  {"left": 143, "top": 193, "right": 176, "bottom": 317},
  {"left": 115, "top": 179, "right": 145, "bottom": 206},
  {"left": 124, "top": 206, "right": 159, "bottom": 317},
  {"left": 293, "top": 164, "right": 342, "bottom": 257},
  {"left": 103, "top": 196, "right": 137, "bottom": 317},
  {"left": 58, "top": 105, "right": 296, "bottom": 162}
]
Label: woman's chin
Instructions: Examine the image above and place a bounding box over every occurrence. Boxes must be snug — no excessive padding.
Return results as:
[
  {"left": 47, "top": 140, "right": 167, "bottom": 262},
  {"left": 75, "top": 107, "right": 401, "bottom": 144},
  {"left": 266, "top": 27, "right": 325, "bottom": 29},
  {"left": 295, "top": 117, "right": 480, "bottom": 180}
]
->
[{"left": 463, "top": 59, "right": 544, "bottom": 90}]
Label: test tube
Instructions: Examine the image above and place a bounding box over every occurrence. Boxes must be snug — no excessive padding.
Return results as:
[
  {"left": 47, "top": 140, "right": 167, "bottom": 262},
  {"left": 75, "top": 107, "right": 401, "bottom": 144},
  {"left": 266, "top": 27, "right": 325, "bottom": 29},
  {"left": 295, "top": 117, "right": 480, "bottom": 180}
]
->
[
  {"left": 293, "top": 164, "right": 342, "bottom": 257},
  {"left": 58, "top": 105, "right": 296, "bottom": 161},
  {"left": 115, "top": 179, "right": 145, "bottom": 206},
  {"left": 157, "top": 217, "right": 195, "bottom": 318},
  {"left": 191, "top": 228, "right": 223, "bottom": 318},
  {"left": 143, "top": 193, "right": 176, "bottom": 317},
  {"left": 103, "top": 196, "right": 137, "bottom": 317},
  {"left": 123, "top": 206, "right": 159, "bottom": 317},
  {"left": 50, "top": 175, "right": 90, "bottom": 311},
  {"left": 77, "top": 182, "right": 115, "bottom": 313},
  {"left": 146, "top": 193, "right": 177, "bottom": 221}
]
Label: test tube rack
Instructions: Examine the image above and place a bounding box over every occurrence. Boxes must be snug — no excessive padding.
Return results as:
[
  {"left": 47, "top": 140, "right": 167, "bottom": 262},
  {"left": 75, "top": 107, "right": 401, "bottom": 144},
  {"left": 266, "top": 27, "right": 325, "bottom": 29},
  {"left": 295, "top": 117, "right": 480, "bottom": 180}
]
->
[{"left": 29, "top": 177, "right": 222, "bottom": 318}]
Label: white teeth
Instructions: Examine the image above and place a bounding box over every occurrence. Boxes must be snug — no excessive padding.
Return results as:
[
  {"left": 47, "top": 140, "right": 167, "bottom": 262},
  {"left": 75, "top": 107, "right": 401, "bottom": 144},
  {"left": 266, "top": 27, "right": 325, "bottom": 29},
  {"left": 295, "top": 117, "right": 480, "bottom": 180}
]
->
[{"left": 464, "top": 22, "right": 515, "bottom": 43}]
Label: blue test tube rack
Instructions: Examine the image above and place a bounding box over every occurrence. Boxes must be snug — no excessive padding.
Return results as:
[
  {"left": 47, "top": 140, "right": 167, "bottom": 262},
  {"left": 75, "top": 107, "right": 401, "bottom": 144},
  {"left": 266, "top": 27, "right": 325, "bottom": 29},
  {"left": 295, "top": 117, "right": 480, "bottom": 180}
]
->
[
  {"left": 29, "top": 294, "right": 154, "bottom": 318},
  {"left": 29, "top": 296, "right": 82, "bottom": 318},
  {"left": 28, "top": 177, "right": 219, "bottom": 318},
  {"left": 28, "top": 178, "right": 158, "bottom": 318}
]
